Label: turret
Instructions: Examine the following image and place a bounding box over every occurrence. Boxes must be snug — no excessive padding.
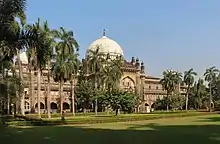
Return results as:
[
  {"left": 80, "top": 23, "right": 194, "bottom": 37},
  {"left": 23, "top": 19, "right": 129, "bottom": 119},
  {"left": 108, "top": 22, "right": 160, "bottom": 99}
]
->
[
  {"left": 135, "top": 58, "right": 140, "bottom": 69},
  {"left": 131, "top": 57, "right": 135, "bottom": 65},
  {"left": 141, "top": 61, "right": 145, "bottom": 74}
]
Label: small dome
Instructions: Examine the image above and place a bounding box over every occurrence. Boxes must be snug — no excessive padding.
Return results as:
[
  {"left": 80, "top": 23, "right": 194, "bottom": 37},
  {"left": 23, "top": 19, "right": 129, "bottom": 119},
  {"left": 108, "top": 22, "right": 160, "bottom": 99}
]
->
[
  {"left": 19, "top": 52, "right": 28, "bottom": 64},
  {"left": 87, "top": 35, "right": 124, "bottom": 56}
]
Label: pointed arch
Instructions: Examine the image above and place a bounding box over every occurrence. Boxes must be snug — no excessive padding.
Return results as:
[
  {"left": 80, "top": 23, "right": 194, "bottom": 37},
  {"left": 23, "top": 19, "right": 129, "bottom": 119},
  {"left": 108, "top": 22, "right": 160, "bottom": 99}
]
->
[
  {"left": 51, "top": 102, "right": 58, "bottom": 109},
  {"left": 63, "top": 102, "right": 70, "bottom": 110},
  {"left": 121, "top": 76, "right": 135, "bottom": 86},
  {"left": 145, "top": 103, "right": 149, "bottom": 106},
  {"left": 35, "top": 102, "right": 45, "bottom": 109}
]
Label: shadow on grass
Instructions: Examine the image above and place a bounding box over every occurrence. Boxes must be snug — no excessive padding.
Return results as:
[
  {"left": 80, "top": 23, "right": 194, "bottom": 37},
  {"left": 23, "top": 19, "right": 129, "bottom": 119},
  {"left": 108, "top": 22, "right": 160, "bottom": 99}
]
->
[
  {"left": 1, "top": 123, "right": 220, "bottom": 144},
  {"left": 196, "top": 114, "right": 220, "bottom": 123}
]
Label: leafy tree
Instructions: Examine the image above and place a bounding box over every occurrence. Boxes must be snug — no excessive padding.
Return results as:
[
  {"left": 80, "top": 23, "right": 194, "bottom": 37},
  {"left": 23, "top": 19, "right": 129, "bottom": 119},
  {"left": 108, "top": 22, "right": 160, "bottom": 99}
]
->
[
  {"left": 183, "top": 68, "right": 197, "bottom": 111},
  {"left": 169, "top": 94, "right": 185, "bottom": 110},
  {"left": 103, "top": 89, "right": 137, "bottom": 115},
  {"left": 120, "top": 92, "right": 138, "bottom": 113},
  {"left": 188, "top": 79, "right": 207, "bottom": 110},
  {"left": 154, "top": 98, "right": 167, "bottom": 110},
  {"left": 76, "top": 80, "right": 93, "bottom": 113},
  {"left": 209, "top": 74, "right": 220, "bottom": 110},
  {"left": 204, "top": 66, "right": 219, "bottom": 112}
]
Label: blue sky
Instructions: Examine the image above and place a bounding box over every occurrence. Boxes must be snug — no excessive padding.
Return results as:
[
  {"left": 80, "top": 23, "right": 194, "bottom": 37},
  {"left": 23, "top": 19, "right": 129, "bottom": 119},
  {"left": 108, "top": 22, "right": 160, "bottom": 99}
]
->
[{"left": 26, "top": 0, "right": 220, "bottom": 78}]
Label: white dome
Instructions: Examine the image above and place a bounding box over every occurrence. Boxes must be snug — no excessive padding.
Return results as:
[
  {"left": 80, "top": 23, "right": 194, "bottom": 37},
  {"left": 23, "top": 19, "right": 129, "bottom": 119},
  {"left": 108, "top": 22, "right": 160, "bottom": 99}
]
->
[
  {"left": 19, "top": 52, "right": 28, "bottom": 64},
  {"left": 87, "top": 36, "right": 124, "bottom": 56}
]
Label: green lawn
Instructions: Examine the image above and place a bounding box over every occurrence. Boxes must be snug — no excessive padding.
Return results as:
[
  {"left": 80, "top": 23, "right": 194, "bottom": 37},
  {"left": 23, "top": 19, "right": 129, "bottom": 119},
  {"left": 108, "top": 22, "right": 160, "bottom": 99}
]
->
[{"left": 2, "top": 114, "right": 220, "bottom": 144}]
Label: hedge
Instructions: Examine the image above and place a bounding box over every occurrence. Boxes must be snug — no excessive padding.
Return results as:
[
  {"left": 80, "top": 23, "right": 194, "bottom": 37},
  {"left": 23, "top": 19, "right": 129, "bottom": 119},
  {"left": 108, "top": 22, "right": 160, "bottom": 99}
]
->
[
  {"left": 19, "top": 110, "right": 199, "bottom": 118},
  {"left": 6, "top": 112, "right": 218, "bottom": 126}
]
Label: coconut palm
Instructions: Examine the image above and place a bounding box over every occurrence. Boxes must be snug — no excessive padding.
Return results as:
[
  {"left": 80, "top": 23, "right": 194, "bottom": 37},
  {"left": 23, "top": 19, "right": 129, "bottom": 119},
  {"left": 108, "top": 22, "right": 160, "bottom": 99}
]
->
[
  {"left": 183, "top": 68, "right": 197, "bottom": 111},
  {"left": 68, "top": 53, "right": 80, "bottom": 116},
  {"left": 52, "top": 27, "right": 79, "bottom": 54},
  {"left": 40, "top": 21, "right": 56, "bottom": 119},
  {"left": 0, "top": 0, "right": 26, "bottom": 42},
  {"left": 1, "top": 25, "right": 42, "bottom": 115},
  {"left": 26, "top": 44, "right": 36, "bottom": 112},
  {"left": 52, "top": 27, "right": 78, "bottom": 116},
  {"left": 160, "top": 70, "right": 182, "bottom": 111},
  {"left": 52, "top": 52, "right": 73, "bottom": 115},
  {"left": 0, "top": 1, "right": 47, "bottom": 115},
  {"left": 87, "top": 47, "right": 105, "bottom": 115},
  {"left": 101, "top": 55, "right": 124, "bottom": 91},
  {"left": 26, "top": 18, "right": 51, "bottom": 118},
  {"left": 204, "top": 66, "right": 219, "bottom": 112}
]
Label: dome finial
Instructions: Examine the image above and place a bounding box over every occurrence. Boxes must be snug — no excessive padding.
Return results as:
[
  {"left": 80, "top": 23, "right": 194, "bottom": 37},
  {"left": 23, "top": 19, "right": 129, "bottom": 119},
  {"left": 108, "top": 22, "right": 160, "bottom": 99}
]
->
[{"left": 103, "top": 29, "right": 106, "bottom": 36}]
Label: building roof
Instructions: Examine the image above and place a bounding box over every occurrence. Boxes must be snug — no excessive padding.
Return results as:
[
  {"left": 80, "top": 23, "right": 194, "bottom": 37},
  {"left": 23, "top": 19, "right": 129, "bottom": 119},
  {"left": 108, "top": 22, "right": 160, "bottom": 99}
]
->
[{"left": 145, "top": 75, "right": 161, "bottom": 80}]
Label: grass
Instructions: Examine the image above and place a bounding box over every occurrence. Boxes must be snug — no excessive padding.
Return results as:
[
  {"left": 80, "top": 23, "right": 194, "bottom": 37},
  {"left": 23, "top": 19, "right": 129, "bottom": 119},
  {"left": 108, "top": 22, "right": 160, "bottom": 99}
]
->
[
  {"left": 1, "top": 114, "right": 220, "bottom": 144},
  {"left": 7, "top": 111, "right": 214, "bottom": 126}
]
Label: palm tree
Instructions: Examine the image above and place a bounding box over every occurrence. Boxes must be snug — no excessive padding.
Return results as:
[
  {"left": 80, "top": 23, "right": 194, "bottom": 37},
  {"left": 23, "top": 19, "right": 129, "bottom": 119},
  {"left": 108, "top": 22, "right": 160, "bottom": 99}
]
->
[
  {"left": 26, "top": 45, "right": 36, "bottom": 113},
  {"left": 26, "top": 18, "right": 51, "bottom": 118},
  {"left": 160, "top": 70, "right": 182, "bottom": 111},
  {"left": 27, "top": 19, "right": 42, "bottom": 117},
  {"left": 0, "top": 0, "right": 26, "bottom": 42},
  {"left": 174, "top": 71, "right": 182, "bottom": 85},
  {"left": 40, "top": 21, "right": 56, "bottom": 119},
  {"left": 52, "top": 27, "right": 79, "bottom": 54},
  {"left": 68, "top": 53, "right": 80, "bottom": 116},
  {"left": 204, "top": 66, "right": 219, "bottom": 112},
  {"left": 101, "top": 55, "right": 124, "bottom": 91},
  {"left": 0, "top": 1, "right": 47, "bottom": 116},
  {"left": 0, "top": 0, "right": 26, "bottom": 115},
  {"left": 183, "top": 68, "right": 197, "bottom": 111},
  {"left": 52, "top": 52, "right": 73, "bottom": 116},
  {"left": 87, "top": 47, "right": 105, "bottom": 115},
  {"left": 52, "top": 27, "right": 78, "bottom": 116}
]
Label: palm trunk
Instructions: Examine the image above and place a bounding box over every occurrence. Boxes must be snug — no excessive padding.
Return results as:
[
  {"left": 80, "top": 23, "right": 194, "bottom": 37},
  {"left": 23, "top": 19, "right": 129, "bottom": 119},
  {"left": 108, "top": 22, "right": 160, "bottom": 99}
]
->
[
  {"left": 7, "top": 73, "right": 10, "bottom": 115},
  {"left": 43, "top": 74, "right": 47, "bottom": 114},
  {"left": 17, "top": 51, "right": 25, "bottom": 115},
  {"left": 37, "top": 66, "right": 41, "bottom": 118},
  {"left": 186, "top": 87, "right": 189, "bottom": 111},
  {"left": 209, "top": 84, "right": 212, "bottom": 112},
  {"left": 166, "top": 93, "right": 169, "bottom": 112},
  {"left": 185, "top": 93, "right": 189, "bottom": 111},
  {"left": 29, "top": 60, "right": 35, "bottom": 113},
  {"left": 185, "top": 86, "right": 190, "bottom": 111},
  {"left": 94, "top": 75, "right": 98, "bottom": 115},
  {"left": 47, "top": 62, "right": 51, "bottom": 119},
  {"left": 59, "top": 78, "right": 64, "bottom": 115},
  {"left": 71, "top": 77, "right": 75, "bottom": 116},
  {"left": 12, "top": 70, "right": 17, "bottom": 116},
  {"left": 6, "top": 71, "right": 10, "bottom": 115}
]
